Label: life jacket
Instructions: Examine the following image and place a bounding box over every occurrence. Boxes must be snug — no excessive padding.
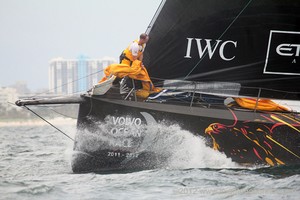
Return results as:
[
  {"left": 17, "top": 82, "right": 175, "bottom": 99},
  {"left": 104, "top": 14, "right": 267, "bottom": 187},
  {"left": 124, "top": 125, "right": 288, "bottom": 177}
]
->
[{"left": 121, "top": 39, "right": 146, "bottom": 64}]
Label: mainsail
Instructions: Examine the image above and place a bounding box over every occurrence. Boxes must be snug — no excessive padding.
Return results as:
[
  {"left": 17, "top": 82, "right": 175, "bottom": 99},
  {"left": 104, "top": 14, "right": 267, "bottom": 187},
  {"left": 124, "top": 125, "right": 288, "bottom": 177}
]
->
[{"left": 144, "top": 0, "right": 300, "bottom": 100}]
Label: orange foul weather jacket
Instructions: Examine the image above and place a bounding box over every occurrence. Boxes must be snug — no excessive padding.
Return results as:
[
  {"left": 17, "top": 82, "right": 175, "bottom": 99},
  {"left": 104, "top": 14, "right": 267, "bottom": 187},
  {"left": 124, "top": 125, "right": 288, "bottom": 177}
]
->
[{"left": 99, "top": 60, "right": 160, "bottom": 93}]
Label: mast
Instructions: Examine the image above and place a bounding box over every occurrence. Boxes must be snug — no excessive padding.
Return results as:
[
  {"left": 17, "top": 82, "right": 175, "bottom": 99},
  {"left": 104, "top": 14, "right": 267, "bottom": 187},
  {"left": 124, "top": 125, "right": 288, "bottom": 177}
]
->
[{"left": 145, "top": 0, "right": 166, "bottom": 34}]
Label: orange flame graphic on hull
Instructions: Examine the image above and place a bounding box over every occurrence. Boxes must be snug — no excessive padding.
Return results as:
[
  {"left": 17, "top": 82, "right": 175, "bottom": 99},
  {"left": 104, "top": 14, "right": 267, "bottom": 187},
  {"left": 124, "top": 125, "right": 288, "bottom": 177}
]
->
[{"left": 205, "top": 109, "right": 300, "bottom": 166}]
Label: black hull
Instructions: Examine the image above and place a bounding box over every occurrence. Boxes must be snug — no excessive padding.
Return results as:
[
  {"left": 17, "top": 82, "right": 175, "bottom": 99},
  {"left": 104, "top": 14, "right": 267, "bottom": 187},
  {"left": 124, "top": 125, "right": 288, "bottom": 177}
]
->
[
  {"left": 72, "top": 150, "right": 166, "bottom": 173},
  {"left": 72, "top": 95, "right": 300, "bottom": 173}
]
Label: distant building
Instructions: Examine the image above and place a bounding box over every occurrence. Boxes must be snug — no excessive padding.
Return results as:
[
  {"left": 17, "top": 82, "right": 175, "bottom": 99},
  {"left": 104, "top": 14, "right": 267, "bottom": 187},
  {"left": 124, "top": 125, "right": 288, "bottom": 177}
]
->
[
  {"left": 9, "top": 81, "right": 31, "bottom": 95},
  {"left": 49, "top": 56, "right": 116, "bottom": 94},
  {"left": 0, "top": 87, "right": 18, "bottom": 111}
]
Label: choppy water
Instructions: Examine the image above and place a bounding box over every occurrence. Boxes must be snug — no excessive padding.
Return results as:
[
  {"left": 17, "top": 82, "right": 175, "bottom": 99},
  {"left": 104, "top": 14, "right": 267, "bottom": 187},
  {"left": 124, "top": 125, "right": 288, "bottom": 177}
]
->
[{"left": 1, "top": 120, "right": 299, "bottom": 200}]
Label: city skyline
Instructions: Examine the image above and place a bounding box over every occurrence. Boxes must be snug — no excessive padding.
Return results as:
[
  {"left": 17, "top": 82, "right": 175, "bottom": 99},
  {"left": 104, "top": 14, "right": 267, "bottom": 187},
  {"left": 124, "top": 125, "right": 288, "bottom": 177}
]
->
[
  {"left": 0, "top": 0, "right": 161, "bottom": 91},
  {"left": 49, "top": 56, "right": 115, "bottom": 94}
]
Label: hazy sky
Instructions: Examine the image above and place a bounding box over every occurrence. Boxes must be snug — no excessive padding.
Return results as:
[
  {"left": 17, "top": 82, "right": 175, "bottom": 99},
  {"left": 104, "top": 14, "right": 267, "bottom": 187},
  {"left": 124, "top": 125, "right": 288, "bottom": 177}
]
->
[{"left": 0, "top": 0, "right": 161, "bottom": 91}]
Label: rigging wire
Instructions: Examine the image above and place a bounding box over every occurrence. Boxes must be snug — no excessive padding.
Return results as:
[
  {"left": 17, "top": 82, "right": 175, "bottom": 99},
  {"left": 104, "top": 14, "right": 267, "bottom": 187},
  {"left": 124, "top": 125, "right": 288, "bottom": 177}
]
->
[
  {"left": 36, "top": 105, "right": 78, "bottom": 119},
  {"left": 23, "top": 105, "right": 75, "bottom": 142},
  {"left": 28, "top": 68, "right": 105, "bottom": 99},
  {"left": 7, "top": 101, "right": 75, "bottom": 141},
  {"left": 8, "top": 101, "right": 98, "bottom": 158},
  {"left": 184, "top": 0, "right": 254, "bottom": 79},
  {"left": 11, "top": 63, "right": 106, "bottom": 141}
]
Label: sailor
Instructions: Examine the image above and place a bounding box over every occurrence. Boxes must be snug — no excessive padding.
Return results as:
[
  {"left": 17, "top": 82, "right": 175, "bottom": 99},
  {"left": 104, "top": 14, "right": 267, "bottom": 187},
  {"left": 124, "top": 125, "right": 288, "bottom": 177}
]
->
[
  {"left": 119, "top": 33, "right": 160, "bottom": 96},
  {"left": 99, "top": 33, "right": 160, "bottom": 98},
  {"left": 119, "top": 33, "right": 149, "bottom": 66}
]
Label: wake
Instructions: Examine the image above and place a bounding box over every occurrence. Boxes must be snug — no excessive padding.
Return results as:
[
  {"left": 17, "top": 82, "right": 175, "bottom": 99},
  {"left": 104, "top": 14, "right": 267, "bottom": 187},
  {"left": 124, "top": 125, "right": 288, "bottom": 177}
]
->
[{"left": 73, "top": 118, "right": 239, "bottom": 170}]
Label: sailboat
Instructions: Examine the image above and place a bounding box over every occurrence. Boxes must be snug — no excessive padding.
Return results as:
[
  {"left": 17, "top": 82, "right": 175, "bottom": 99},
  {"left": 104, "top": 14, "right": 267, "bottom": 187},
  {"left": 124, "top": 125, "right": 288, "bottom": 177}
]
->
[{"left": 16, "top": 0, "right": 300, "bottom": 173}]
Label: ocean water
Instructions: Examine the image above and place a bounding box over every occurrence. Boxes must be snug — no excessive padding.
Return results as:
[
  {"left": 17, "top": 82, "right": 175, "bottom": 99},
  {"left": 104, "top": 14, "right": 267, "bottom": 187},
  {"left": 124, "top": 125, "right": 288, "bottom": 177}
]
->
[{"left": 0, "top": 120, "right": 299, "bottom": 200}]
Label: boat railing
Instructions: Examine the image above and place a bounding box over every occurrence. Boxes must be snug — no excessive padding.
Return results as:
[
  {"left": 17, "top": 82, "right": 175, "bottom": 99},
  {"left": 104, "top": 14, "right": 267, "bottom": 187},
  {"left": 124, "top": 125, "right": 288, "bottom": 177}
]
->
[
  {"left": 115, "top": 79, "right": 299, "bottom": 113},
  {"left": 124, "top": 79, "right": 138, "bottom": 101}
]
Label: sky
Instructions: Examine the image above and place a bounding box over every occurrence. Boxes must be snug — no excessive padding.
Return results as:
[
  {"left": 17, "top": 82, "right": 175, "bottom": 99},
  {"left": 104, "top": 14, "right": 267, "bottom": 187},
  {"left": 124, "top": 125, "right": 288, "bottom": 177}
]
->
[{"left": 0, "top": 0, "right": 162, "bottom": 91}]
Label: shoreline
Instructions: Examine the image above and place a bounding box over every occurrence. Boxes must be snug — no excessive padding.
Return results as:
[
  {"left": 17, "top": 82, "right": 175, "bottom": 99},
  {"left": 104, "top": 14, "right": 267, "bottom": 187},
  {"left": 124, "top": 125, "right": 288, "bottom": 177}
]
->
[{"left": 0, "top": 117, "right": 77, "bottom": 127}]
